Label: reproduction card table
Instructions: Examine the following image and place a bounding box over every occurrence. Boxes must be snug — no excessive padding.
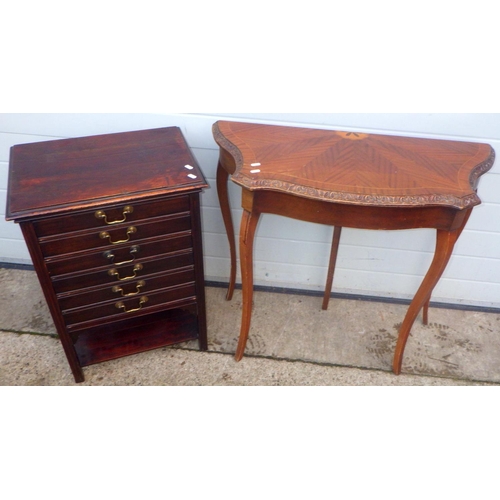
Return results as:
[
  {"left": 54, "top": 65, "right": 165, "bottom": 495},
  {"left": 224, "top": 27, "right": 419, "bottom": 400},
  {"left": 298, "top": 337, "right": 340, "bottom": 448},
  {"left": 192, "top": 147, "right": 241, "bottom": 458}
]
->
[{"left": 213, "top": 120, "right": 495, "bottom": 374}]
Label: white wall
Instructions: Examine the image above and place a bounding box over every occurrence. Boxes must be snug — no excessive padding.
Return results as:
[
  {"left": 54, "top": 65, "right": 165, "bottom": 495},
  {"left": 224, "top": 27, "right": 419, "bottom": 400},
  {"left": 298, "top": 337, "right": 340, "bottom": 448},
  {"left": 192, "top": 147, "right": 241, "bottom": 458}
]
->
[{"left": 1, "top": 113, "right": 499, "bottom": 308}]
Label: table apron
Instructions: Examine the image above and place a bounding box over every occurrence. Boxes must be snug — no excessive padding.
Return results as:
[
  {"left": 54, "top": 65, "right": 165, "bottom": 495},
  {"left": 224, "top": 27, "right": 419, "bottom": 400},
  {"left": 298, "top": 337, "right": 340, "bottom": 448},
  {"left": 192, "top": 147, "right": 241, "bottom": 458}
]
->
[{"left": 243, "top": 189, "right": 470, "bottom": 232}]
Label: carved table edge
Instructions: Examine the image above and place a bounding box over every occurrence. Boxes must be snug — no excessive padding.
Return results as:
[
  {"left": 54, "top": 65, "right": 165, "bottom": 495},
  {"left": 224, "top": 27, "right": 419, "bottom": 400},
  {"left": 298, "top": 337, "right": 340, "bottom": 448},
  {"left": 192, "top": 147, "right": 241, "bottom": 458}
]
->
[{"left": 213, "top": 124, "right": 496, "bottom": 210}]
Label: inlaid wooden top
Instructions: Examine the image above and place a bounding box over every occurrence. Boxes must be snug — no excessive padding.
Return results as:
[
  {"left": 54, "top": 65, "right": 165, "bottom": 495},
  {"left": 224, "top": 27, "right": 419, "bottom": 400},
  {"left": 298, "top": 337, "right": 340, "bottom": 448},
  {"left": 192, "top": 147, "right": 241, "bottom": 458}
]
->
[
  {"left": 213, "top": 121, "right": 495, "bottom": 209},
  {"left": 6, "top": 127, "right": 208, "bottom": 221}
]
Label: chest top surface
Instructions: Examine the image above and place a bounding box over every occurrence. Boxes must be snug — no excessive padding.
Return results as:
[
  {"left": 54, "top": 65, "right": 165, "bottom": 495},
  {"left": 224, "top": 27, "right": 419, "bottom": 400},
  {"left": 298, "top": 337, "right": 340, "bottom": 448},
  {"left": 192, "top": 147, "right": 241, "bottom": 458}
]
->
[
  {"left": 6, "top": 127, "right": 208, "bottom": 221},
  {"left": 213, "top": 120, "right": 495, "bottom": 209}
]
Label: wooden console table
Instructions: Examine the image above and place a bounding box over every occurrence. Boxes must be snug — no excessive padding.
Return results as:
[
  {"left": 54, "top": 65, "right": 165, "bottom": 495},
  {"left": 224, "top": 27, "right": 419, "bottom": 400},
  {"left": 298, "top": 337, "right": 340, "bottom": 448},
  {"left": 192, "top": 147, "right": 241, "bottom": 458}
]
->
[
  {"left": 213, "top": 120, "right": 495, "bottom": 374},
  {"left": 6, "top": 127, "right": 208, "bottom": 382}
]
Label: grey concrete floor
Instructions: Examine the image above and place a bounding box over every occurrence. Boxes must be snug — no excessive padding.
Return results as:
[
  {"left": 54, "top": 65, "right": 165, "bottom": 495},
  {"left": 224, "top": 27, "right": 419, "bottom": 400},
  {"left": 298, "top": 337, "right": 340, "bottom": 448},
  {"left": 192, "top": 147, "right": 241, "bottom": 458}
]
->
[
  {"left": 2, "top": 329, "right": 493, "bottom": 386},
  {"left": 0, "top": 269, "right": 500, "bottom": 386},
  {"left": 1, "top": 267, "right": 499, "bottom": 385}
]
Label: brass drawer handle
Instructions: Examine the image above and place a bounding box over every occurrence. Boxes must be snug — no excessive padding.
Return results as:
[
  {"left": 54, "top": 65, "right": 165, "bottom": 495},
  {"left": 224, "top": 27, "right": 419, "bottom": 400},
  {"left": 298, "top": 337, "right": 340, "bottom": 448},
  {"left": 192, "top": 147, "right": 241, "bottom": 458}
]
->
[
  {"left": 112, "top": 280, "right": 146, "bottom": 297},
  {"left": 115, "top": 296, "right": 148, "bottom": 313},
  {"left": 104, "top": 245, "right": 140, "bottom": 266},
  {"left": 108, "top": 263, "right": 143, "bottom": 281},
  {"left": 95, "top": 205, "right": 134, "bottom": 225},
  {"left": 99, "top": 226, "right": 137, "bottom": 245}
]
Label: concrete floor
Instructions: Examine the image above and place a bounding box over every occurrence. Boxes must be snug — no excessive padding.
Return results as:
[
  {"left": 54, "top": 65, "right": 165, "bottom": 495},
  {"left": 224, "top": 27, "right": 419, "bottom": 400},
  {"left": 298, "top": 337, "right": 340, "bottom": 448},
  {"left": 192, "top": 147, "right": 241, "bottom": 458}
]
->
[
  {"left": 1, "top": 267, "right": 499, "bottom": 385},
  {"left": 3, "top": 329, "right": 494, "bottom": 386}
]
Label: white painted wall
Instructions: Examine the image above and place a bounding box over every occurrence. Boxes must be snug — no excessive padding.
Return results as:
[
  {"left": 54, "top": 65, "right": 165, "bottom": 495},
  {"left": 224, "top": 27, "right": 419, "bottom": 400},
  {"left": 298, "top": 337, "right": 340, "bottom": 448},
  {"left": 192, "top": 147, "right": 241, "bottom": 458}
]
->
[{"left": 1, "top": 113, "right": 499, "bottom": 308}]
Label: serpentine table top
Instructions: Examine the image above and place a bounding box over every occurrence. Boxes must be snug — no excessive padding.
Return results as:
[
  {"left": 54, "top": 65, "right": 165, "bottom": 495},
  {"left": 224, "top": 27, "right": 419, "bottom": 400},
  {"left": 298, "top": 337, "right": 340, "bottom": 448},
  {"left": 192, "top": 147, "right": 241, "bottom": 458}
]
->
[{"left": 213, "top": 120, "right": 493, "bottom": 209}]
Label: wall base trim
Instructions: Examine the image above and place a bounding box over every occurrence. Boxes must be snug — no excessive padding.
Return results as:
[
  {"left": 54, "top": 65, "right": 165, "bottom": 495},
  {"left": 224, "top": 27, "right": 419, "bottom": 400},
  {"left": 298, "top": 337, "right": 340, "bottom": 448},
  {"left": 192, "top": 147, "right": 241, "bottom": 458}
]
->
[
  {"left": 205, "top": 281, "right": 500, "bottom": 315},
  {"left": 2, "top": 263, "right": 498, "bottom": 315}
]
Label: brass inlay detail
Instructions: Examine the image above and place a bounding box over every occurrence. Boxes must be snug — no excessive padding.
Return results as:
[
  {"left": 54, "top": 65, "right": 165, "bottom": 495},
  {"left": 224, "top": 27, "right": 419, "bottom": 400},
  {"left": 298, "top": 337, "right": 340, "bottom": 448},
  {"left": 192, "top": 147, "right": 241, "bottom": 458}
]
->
[
  {"left": 115, "top": 296, "right": 148, "bottom": 314},
  {"left": 112, "top": 280, "right": 146, "bottom": 297},
  {"left": 104, "top": 245, "right": 140, "bottom": 266},
  {"left": 108, "top": 263, "right": 143, "bottom": 281},
  {"left": 95, "top": 205, "right": 134, "bottom": 225},
  {"left": 99, "top": 226, "right": 137, "bottom": 245}
]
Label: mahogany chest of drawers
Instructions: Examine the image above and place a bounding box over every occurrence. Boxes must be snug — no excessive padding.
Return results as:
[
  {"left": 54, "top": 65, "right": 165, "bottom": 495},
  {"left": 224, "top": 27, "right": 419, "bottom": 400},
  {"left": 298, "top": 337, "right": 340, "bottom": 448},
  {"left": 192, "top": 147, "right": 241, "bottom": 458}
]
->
[{"left": 6, "top": 127, "right": 208, "bottom": 382}]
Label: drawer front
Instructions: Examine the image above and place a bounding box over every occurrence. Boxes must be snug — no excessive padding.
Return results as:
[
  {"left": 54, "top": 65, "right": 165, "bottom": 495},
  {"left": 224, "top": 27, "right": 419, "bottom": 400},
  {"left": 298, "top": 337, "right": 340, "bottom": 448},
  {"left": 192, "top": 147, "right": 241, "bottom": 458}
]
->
[
  {"left": 51, "top": 251, "right": 194, "bottom": 294},
  {"left": 34, "top": 196, "right": 191, "bottom": 237},
  {"left": 40, "top": 213, "right": 191, "bottom": 257},
  {"left": 63, "top": 283, "right": 197, "bottom": 328},
  {"left": 58, "top": 268, "right": 196, "bottom": 311},
  {"left": 45, "top": 233, "right": 193, "bottom": 277}
]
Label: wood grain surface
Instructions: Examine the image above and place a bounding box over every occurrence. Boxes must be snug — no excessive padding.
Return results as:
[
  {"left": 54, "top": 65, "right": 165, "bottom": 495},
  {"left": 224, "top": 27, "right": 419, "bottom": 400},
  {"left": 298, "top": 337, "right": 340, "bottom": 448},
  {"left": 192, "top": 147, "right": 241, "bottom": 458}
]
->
[{"left": 213, "top": 121, "right": 495, "bottom": 209}]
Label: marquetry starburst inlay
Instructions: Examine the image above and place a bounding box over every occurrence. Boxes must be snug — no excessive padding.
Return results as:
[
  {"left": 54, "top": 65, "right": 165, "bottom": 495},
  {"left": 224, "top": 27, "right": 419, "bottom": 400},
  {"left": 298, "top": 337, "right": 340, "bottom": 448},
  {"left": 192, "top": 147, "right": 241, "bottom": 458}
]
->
[{"left": 335, "top": 131, "right": 368, "bottom": 140}]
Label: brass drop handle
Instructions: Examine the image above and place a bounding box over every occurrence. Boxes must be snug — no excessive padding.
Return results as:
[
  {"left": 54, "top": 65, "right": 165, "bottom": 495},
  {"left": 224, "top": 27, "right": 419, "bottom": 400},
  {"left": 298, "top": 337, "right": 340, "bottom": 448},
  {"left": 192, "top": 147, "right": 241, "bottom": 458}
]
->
[
  {"left": 115, "top": 296, "right": 148, "bottom": 313},
  {"left": 104, "top": 245, "right": 140, "bottom": 266},
  {"left": 108, "top": 263, "right": 143, "bottom": 281},
  {"left": 112, "top": 280, "right": 146, "bottom": 297},
  {"left": 100, "top": 226, "right": 137, "bottom": 245},
  {"left": 95, "top": 205, "right": 134, "bottom": 225}
]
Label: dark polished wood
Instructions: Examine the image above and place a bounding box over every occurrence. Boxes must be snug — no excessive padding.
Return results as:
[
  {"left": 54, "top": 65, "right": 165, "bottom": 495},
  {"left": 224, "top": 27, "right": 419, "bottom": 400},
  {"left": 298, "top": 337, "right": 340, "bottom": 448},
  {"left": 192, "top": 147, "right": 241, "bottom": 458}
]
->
[
  {"left": 213, "top": 120, "right": 495, "bottom": 374},
  {"left": 6, "top": 127, "right": 208, "bottom": 382}
]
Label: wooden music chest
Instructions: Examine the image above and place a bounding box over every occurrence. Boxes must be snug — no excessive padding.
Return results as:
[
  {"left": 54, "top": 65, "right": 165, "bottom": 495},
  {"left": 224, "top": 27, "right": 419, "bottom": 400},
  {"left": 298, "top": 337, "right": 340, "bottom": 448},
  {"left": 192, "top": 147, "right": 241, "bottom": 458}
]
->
[{"left": 6, "top": 127, "right": 208, "bottom": 382}]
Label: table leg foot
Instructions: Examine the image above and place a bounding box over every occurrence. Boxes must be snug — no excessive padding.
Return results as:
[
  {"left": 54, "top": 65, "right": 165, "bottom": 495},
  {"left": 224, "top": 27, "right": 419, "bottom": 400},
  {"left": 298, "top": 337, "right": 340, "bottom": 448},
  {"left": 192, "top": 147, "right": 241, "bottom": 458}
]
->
[
  {"left": 72, "top": 366, "right": 85, "bottom": 383},
  {"left": 422, "top": 297, "right": 430, "bottom": 326},
  {"left": 322, "top": 226, "right": 342, "bottom": 310},
  {"left": 216, "top": 162, "right": 237, "bottom": 301},
  {"left": 392, "top": 229, "right": 459, "bottom": 375},
  {"left": 234, "top": 209, "right": 260, "bottom": 361}
]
